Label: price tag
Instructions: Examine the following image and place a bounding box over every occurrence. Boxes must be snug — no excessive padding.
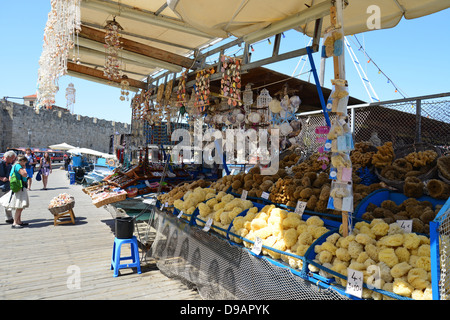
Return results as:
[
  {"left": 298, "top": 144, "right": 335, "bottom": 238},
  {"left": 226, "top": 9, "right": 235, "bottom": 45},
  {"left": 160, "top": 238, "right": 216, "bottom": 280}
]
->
[
  {"left": 261, "top": 192, "right": 269, "bottom": 200},
  {"left": 341, "top": 196, "right": 353, "bottom": 212},
  {"left": 165, "top": 202, "right": 168, "bottom": 207},
  {"left": 295, "top": 201, "right": 307, "bottom": 216},
  {"left": 177, "top": 210, "right": 184, "bottom": 218},
  {"left": 346, "top": 268, "right": 363, "bottom": 298},
  {"left": 241, "top": 190, "right": 248, "bottom": 200},
  {"left": 160, "top": 202, "right": 164, "bottom": 210},
  {"left": 397, "top": 220, "right": 412, "bottom": 233},
  {"left": 144, "top": 180, "right": 151, "bottom": 187},
  {"left": 251, "top": 237, "right": 263, "bottom": 255},
  {"left": 202, "top": 218, "right": 213, "bottom": 232}
]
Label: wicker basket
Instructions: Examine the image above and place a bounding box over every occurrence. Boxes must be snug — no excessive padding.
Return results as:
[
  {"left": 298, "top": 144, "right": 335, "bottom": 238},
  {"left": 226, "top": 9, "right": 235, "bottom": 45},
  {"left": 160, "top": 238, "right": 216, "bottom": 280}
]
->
[
  {"left": 375, "top": 143, "right": 441, "bottom": 191},
  {"left": 48, "top": 200, "right": 75, "bottom": 216},
  {"left": 92, "top": 193, "right": 127, "bottom": 208}
]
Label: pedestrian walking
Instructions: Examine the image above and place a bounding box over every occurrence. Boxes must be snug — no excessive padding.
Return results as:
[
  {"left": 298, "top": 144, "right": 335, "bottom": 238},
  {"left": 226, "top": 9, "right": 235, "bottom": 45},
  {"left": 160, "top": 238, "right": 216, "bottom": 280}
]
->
[
  {"left": 24, "top": 148, "right": 37, "bottom": 191},
  {"left": 0, "top": 155, "right": 30, "bottom": 228},
  {"left": 40, "top": 152, "right": 52, "bottom": 190},
  {"left": 0, "top": 150, "right": 17, "bottom": 223}
]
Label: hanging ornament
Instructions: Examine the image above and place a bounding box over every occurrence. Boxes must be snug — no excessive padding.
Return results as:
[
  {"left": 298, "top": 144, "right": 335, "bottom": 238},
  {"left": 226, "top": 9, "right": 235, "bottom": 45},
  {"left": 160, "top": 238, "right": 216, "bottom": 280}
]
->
[
  {"left": 176, "top": 70, "right": 187, "bottom": 107},
  {"left": 256, "top": 88, "right": 272, "bottom": 108},
  {"left": 220, "top": 55, "right": 242, "bottom": 107},
  {"left": 37, "top": 0, "right": 81, "bottom": 109},
  {"left": 194, "top": 68, "right": 212, "bottom": 112},
  {"left": 104, "top": 17, "right": 123, "bottom": 81},
  {"left": 65, "top": 82, "right": 76, "bottom": 114},
  {"left": 120, "top": 75, "right": 130, "bottom": 101}
]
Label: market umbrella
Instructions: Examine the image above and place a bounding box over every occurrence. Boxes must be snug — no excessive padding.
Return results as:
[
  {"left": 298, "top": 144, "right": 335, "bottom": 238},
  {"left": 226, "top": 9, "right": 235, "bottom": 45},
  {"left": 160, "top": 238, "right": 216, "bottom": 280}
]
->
[
  {"left": 67, "top": 148, "right": 82, "bottom": 156},
  {"left": 48, "top": 143, "right": 76, "bottom": 150},
  {"left": 68, "top": 147, "right": 104, "bottom": 157}
]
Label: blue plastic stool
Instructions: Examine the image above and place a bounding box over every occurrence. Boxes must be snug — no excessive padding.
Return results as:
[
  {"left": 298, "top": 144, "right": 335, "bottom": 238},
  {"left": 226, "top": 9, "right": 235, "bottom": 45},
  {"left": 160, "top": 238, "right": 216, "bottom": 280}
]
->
[{"left": 110, "top": 236, "right": 141, "bottom": 277}]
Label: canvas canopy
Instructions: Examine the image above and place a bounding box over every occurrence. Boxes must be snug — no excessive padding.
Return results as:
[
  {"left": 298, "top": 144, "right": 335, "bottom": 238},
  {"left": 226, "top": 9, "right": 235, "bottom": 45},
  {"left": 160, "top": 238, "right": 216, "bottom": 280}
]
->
[
  {"left": 71, "top": 0, "right": 449, "bottom": 88},
  {"left": 48, "top": 143, "right": 77, "bottom": 150}
]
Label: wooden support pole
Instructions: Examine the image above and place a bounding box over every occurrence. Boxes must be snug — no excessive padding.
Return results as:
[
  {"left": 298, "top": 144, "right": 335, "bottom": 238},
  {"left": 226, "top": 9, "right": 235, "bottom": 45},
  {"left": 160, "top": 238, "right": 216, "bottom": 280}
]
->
[{"left": 331, "top": 0, "right": 350, "bottom": 237}]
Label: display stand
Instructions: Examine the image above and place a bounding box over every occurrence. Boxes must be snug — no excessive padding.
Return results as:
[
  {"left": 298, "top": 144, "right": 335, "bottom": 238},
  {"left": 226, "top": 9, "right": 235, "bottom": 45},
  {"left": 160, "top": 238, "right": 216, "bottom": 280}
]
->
[{"left": 53, "top": 208, "right": 76, "bottom": 226}]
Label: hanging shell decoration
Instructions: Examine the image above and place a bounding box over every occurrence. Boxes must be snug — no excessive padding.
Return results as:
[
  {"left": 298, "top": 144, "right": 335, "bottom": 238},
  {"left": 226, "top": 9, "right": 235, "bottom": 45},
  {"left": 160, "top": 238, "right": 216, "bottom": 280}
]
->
[
  {"left": 220, "top": 55, "right": 242, "bottom": 107},
  {"left": 176, "top": 70, "right": 187, "bottom": 107},
  {"left": 268, "top": 98, "right": 281, "bottom": 114}
]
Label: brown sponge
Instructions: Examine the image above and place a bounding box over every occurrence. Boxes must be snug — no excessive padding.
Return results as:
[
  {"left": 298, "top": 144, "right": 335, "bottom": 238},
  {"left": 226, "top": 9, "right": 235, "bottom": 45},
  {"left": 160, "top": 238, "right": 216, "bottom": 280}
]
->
[
  {"left": 403, "top": 176, "right": 424, "bottom": 198},
  {"left": 427, "top": 179, "right": 450, "bottom": 200}
]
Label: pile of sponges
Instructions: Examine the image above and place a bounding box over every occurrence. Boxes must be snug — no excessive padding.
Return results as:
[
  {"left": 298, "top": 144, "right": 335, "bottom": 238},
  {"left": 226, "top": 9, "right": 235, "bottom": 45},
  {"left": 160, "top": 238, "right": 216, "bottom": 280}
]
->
[
  {"left": 230, "top": 205, "right": 329, "bottom": 270},
  {"left": 361, "top": 198, "right": 442, "bottom": 235},
  {"left": 173, "top": 187, "right": 217, "bottom": 221},
  {"left": 195, "top": 192, "right": 256, "bottom": 236},
  {"left": 311, "top": 219, "right": 433, "bottom": 300}
]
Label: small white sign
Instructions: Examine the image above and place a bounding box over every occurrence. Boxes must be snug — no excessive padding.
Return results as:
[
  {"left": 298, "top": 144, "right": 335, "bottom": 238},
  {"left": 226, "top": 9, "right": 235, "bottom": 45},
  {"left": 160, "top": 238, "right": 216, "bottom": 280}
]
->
[
  {"left": 346, "top": 268, "right": 364, "bottom": 298},
  {"left": 251, "top": 237, "right": 263, "bottom": 255},
  {"left": 177, "top": 210, "right": 184, "bottom": 218},
  {"left": 295, "top": 201, "right": 307, "bottom": 216},
  {"left": 396, "top": 220, "right": 412, "bottom": 233},
  {"left": 241, "top": 190, "right": 248, "bottom": 200},
  {"left": 261, "top": 192, "right": 269, "bottom": 200},
  {"left": 202, "top": 218, "right": 213, "bottom": 232}
]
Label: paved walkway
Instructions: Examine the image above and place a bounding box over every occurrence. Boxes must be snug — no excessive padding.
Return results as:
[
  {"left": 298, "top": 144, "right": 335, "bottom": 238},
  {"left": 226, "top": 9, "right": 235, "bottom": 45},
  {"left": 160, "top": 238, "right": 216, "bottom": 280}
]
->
[{"left": 0, "top": 165, "right": 200, "bottom": 300}]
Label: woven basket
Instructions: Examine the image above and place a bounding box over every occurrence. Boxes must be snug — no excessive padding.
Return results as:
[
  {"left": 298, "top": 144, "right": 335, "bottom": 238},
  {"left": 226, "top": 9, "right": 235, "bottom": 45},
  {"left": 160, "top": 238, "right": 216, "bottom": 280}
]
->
[
  {"left": 376, "top": 143, "right": 441, "bottom": 191},
  {"left": 93, "top": 193, "right": 127, "bottom": 208},
  {"left": 48, "top": 200, "right": 75, "bottom": 216}
]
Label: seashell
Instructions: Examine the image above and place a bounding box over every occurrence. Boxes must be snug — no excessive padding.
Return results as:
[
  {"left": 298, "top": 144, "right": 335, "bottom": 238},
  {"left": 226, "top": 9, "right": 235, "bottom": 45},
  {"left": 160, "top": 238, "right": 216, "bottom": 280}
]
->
[
  {"left": 236, "top": 113, "right": 245, "bottom": 123},
  {"left": 232, "top": 108, "right": 241, "bottom": 115},
  {"left": 290, "top": 119, "right": 301, "bottom": 131},
  {"left": 248, "top": 112, "right": 261, "bottom": 123},
  {"left": 280, "top": 122, "right": 293, "bottom": 136},
  {"left": 290, "top": 95, "right": 301, "bottom": 110},
  {"left": 269, "top": 99, "right": 282, "bottom": 113}
]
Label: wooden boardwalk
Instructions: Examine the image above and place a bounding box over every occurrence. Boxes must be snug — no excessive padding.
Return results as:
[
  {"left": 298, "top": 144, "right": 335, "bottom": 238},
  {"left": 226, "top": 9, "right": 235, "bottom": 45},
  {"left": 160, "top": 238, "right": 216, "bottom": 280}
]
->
[{"left": 0, "top": 166, "right": 200, "bottom": 300}]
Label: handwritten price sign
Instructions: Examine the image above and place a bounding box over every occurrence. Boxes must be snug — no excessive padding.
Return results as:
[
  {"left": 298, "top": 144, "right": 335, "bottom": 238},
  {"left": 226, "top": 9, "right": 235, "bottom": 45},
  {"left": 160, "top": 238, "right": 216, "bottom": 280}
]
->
[{"left": 346, "top": 268, "right": 363, "bottom": 298}]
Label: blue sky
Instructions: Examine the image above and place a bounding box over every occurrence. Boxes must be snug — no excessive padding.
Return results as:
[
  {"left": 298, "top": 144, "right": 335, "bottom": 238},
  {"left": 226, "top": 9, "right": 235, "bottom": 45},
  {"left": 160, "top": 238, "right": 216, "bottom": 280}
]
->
[{"left": 0, "top": 1, "right": 449, "bottom": 124}]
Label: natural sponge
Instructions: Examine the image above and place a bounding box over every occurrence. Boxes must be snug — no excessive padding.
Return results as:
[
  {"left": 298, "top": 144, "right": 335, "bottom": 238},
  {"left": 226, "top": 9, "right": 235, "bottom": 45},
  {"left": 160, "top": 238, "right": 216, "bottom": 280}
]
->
[
  {"left": 427, "top": 179, "right": 450, "bottom": 200},
  {"left": 403, "top": 176, "right": 424, "bottom": 198}
]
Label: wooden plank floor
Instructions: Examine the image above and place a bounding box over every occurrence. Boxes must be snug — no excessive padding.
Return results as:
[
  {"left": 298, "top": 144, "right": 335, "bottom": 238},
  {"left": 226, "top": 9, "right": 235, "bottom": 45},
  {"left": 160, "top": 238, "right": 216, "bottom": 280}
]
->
[{"left": 0, "top": 166, "right": 200, "bottom": 300}]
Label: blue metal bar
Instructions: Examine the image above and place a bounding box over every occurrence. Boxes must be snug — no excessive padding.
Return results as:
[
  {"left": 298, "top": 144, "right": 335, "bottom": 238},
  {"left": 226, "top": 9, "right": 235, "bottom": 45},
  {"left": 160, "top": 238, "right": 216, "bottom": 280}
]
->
[
  {"left": 307, "top": 46, "right": 331, "bottom": 127},
  {"left": 430, "top": 220, "right": 440, "bottom": 300}
]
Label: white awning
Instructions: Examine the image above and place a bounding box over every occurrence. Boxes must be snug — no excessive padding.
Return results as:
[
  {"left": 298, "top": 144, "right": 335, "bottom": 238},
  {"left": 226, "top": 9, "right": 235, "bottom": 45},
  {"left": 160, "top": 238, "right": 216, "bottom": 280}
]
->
[{"left": 70, "top": 0, "right": 449, "bottom": 87}]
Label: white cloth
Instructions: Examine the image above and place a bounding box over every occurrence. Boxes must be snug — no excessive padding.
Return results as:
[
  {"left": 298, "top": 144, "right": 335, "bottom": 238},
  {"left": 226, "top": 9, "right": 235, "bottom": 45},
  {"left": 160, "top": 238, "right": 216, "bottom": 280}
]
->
[
  {"left": 0, "top": 189, "right": 29, "bottom": 210},
  {"left": 0, "top": 190, "right": 13, "bottom": 219}
]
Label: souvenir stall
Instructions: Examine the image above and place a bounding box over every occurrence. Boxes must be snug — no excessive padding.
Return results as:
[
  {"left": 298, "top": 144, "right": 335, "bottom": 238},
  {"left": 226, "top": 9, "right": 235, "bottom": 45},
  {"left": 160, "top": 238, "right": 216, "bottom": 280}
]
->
[
  {"left": 145, "top": 2, "right": 450, "bottom": 301},
  {"left": 39, "top": 0, "right": 450, "bottom": 301}
]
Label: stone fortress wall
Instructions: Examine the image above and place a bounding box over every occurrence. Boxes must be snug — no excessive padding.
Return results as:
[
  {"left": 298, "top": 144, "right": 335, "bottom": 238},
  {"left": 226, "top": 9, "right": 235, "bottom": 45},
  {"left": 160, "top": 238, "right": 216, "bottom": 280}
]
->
[{"left": 0, "top": 100, "right": 130, "bottom": 154}]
